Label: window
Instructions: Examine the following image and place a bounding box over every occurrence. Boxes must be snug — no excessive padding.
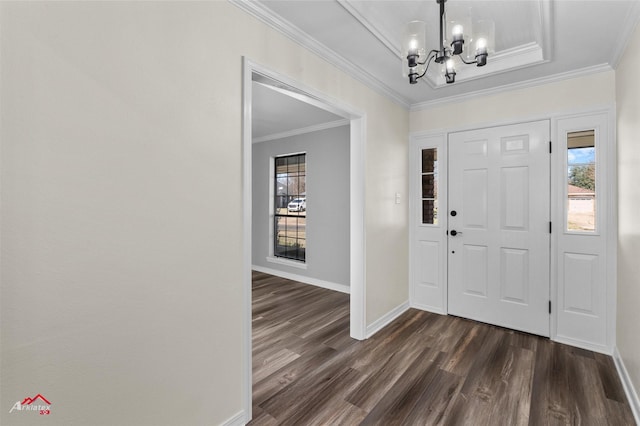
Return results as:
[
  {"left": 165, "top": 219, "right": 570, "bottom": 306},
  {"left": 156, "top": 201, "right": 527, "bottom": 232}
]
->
[
  {"left": 421, "top": 148, "right": 438, "bottom": 224},
  {"left": 567, "top": 130, "right": 595, "bottom": 232},
  {"left": 274, "top": 153, "right": 306, "bottom": 262}
]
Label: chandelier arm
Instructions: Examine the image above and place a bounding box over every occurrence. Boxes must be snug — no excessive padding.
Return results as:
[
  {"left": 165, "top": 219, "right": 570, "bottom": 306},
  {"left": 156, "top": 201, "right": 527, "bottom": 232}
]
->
[
  {"left": 415, "top": 50, "right": 440, "bottom": 66},
  {"left": 458, "top": 55, "right": 479, "bottom": 65},
  {"left": 415, "top": 52, "right": 437, "bottom": 81}
]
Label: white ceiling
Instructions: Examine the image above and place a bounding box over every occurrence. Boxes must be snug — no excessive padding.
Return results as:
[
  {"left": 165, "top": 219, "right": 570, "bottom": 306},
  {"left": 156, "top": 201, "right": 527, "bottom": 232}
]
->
[
  {"left": 237, "top": 0, "right": 640, "bottom": 111},
  {"left": 252, "top": 79, "right": 346, "bottom": 142},
  {"left": 252, "top": 80, "right": 345, "bottom": 142}
]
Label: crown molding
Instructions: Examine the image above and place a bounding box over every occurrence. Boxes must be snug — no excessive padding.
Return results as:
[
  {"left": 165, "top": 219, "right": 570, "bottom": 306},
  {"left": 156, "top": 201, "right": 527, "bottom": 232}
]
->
[
  {"left": 253, "top": 119, "right": 350, "bottom": 144},
  {"left": 427, "top": 42, "right": 547, "bottom": 87},
  {"left": 538, "top": 0, "right": 554, "bottom": 62},
  {"left": 338, "top": 0, "right": 400, "bottom": 60},
  {"left": 411, "top": 63, "right": 613, "bottom": 112},
  {"left": 229, "top": 0, "right": 410, "bottom": 109},
  {"left": 611, "top": 0, "right": 640, "bottom": 68}
]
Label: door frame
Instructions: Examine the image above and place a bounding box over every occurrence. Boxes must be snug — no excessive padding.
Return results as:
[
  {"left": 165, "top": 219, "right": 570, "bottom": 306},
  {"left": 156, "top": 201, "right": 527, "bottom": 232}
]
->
[
  {"left": 409, "top": 105, "right": 616, "bottom": 353},
  {"left": 242, "top": 57, "right": 367, "bottom": 421}
]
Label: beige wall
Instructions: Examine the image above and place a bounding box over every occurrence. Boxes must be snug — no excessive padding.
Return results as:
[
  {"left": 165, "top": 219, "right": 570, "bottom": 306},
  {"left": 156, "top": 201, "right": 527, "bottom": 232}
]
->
[
  {"left": 0, "top": 2, "right": 408, "bottom": 425},
  {"left": 616, "top": 20, "right": 640, "bottom": 404},
  {"left": 411, "top": 71, "right": 615, "bottom": 133}
]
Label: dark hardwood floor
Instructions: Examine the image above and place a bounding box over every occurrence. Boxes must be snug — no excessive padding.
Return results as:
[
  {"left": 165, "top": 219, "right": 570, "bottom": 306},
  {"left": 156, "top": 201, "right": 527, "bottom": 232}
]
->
[{"left": 249, "top": 271, "right": 635, "bottom": 425}]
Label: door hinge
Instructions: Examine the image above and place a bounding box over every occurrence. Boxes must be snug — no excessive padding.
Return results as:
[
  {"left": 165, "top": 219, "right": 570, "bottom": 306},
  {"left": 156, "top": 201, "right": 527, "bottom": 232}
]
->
[
  {"left": 549, "top": 300, "right": 552, "bottom": 314},
  {"left": 549, "top": 141, "right": 552, "bottom": 153},
  {"left": 549, "top": 221, "right": 552, "bottom": 234}
]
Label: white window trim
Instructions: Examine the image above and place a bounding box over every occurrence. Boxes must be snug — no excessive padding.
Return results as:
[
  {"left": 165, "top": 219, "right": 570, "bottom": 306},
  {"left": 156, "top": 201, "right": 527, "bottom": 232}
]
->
[
  {"left": 269, "top": 152, "right": 307, "bottom": 265},
  {"left": 266, "top": 256, "right": 308, "bottom": 270}
]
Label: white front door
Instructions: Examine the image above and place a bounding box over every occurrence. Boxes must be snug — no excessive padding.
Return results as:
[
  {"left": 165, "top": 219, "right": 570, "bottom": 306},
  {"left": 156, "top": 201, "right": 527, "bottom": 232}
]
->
[{"left": 448, "top": 121, "right": 551, "bottom": 336}]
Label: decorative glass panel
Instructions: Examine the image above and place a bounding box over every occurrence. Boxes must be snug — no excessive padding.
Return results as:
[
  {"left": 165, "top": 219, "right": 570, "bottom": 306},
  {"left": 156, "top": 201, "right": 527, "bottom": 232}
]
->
[
  {"left": 567, "top": 130, "right": 595, "bottom": 232},
  {"left": 421, "top": 148, "right": 438, "bottom": 225}
]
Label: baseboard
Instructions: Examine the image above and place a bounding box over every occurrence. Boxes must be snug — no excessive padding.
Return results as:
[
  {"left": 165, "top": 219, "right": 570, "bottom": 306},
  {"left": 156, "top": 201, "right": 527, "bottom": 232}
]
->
[
  {"left": 613, "top": 346, "right": 640, "bottom": 425},
  {"left": 366, "top": 301, "right": 410, "bottom": 338},
  {"left": 410, "top": 302, "right": 446, "bottom": 316},
  {"left": 220, "top": 410, "right": 246, "bottom": 426},
  {"left": 553, "top": 335, "right": 612, "bottom": 355},
  {"left": 252, "top": 265, "right": 350, "bottom": 294}
]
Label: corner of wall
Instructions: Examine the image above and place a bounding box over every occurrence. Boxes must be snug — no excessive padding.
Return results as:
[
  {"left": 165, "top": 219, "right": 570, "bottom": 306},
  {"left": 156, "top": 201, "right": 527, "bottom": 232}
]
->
[
  {"left": 613, "top": 347, "right": 640, "bottom": 425},
  {"left": 220, "top": 410, "right": 247, "bottom": 426},
  {"left": 365, "top": 301, "right": 410, "bottom": 338}
]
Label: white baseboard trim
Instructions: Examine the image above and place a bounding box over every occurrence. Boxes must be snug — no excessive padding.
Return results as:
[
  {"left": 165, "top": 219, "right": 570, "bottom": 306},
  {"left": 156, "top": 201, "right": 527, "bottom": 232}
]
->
[
  {"left": 366, "top": 301, "right": 410, "bottom": 339},
  {"left": 613, "top": 346, "right": 640, "bottom": 425},
  {"left": 410, "top": 302, "right": 446, "bottom": 316},
  {"left": 553, "top": 335, "right": 611, "bottom": 355},
  {"left": 252, "top": 265, "right": 350, "bottom": 294},
  {"left": 220, "top": 410, "right": 246, "bottom": 426}
]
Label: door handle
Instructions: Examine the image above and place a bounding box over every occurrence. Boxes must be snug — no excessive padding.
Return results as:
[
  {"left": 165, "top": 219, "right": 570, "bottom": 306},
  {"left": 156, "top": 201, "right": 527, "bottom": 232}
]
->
[{"left": 450, "top": 230, "right": 462, "bottom": 236}]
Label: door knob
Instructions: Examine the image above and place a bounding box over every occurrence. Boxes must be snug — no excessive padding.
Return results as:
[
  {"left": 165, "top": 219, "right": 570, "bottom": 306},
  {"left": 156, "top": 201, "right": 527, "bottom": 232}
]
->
[{"left": 450, "top": 230, "right": 462, "bottom": 236}]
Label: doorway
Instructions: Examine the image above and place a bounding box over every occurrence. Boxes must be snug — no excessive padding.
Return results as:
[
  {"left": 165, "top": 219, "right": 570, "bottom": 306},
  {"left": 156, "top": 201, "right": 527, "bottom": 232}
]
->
[{"left": 241, "top": 58, "right": 366, "bottom": 420}]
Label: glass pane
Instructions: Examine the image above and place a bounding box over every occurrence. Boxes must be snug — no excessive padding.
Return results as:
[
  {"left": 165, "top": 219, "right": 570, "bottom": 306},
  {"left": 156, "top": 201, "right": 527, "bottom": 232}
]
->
[
  {"left": 567, "top": 130, "right": 595, "bottom": 232},
  {"left": 422, "top": 200, "right": 437, "bottom": 224},
  {"left": 422, "top": 148, "right": 437, "bottom": 173},
  {"left": 422, "top": 174, "right": 435, "bottom": 198}
]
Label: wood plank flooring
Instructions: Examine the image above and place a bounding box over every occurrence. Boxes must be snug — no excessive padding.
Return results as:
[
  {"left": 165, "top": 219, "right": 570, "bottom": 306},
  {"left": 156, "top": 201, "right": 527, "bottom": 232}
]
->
[{"left": 249, "top": 271, "right": 635, "bottom": 425}]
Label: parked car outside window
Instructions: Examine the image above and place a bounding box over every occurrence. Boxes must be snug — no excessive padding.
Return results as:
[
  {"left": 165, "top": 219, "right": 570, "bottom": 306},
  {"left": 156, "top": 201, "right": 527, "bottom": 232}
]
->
[{"left": 287, "top": 198, "right": 306, "bottom": 212}]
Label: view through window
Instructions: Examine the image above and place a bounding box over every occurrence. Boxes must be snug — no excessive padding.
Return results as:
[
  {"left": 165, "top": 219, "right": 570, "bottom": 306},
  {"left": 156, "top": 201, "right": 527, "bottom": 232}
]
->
[
  {"left": 567, "top": 130, "right": 596, "bottom": 232},
  {"left": 274, "top": 153, "right": 306, "bottom": 262}
]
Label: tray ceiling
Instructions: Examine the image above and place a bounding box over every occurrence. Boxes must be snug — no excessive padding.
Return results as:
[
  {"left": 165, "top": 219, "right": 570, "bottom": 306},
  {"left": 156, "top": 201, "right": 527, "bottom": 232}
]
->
[{"left": 234, "top": 0, "right": 640, "bottom": 109}]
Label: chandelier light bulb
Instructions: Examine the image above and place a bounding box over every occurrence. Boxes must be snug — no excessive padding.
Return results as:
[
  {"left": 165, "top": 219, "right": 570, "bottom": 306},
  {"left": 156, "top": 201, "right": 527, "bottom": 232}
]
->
[
  {"left": 446, "top": 59, "right": 455, "bottom": 72},
  {"left": 451, "top": 23, "right": 464, "bottom": 55},
  {"left": 402, "top": 20, "right": 427, "bottom": 80},
  {"left": 476, "top": 38, "right": 487, "bottom": 51},
  {"left": 409, "top": 38, "right": 418, "bottom": 52},
  {"left": 475, "top": 37, "right": 488, "bottom": 66}
]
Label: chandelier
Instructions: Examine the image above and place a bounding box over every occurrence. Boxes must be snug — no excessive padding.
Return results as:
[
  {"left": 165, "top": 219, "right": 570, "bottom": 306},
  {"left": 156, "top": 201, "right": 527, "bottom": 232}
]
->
[{"left": 402, "top": 0, "right": 494, "bottom": 85}]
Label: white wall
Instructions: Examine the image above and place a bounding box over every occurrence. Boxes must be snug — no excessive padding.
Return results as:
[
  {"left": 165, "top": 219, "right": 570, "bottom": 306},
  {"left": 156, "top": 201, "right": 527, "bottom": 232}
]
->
[
  {"left": 411, "top": 71, "right": 615, "bottom": 133},
  {"left": 616, "top": 19, "right": 640, "bottom": 409},
  {"left": 252, "top": 126, "right": 350, "bottom": 288},
  {"left": 0, "top": 2, "right": 409, "bottom": 425}
]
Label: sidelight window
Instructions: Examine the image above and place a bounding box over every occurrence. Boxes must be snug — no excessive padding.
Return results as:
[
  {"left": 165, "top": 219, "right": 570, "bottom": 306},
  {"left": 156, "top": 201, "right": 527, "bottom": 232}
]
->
[{"left": 567, "top": 130, "right": 596, "bottom": 232}]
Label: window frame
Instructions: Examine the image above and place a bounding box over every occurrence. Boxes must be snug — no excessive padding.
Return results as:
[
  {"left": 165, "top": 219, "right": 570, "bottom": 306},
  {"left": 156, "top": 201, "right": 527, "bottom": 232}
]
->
[
  {"left": 420, "top": 147, "right": 439, "bottom": 226},
  {"left": 564, "top": 128, "right": 599, "bottom": 235},
  {"left": 269, "top": 152, "right": 307, "bottom": 265}
]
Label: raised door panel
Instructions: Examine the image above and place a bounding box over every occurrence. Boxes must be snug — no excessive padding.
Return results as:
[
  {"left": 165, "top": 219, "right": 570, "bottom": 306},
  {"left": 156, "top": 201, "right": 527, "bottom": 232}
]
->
[{"left": 500, "top": 248, "right": 530, "bottom": 305}]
